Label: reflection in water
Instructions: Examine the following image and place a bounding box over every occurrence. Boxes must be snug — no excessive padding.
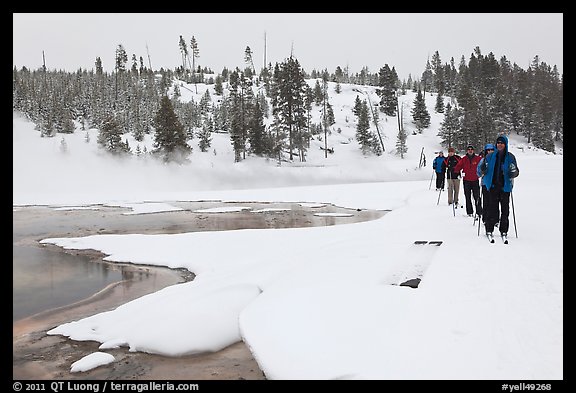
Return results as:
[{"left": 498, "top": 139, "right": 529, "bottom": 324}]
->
[
  {"left": 13, "top": 201, "right": 386, "bottom": 322},
  {"left": 12, "top": 244, "right": 123, "bottom": 321}
]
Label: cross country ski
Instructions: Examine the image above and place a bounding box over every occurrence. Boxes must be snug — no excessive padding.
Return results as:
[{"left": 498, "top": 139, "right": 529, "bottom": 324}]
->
[{"left": 413, "top": 241, "right": 443, "bottom": 246}]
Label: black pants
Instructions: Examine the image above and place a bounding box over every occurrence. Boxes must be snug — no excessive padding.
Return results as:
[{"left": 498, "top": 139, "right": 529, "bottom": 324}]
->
[
  {"left": 435, "top": 172, "right": 445, "bottom": 189},
  {"left": 485, "top": 187, "right": 510, "bottom": 234},
  {"left": 462, "top": 180, "right": 480, "bottom": 215},
  {"left": 480, "top": 185, "right": 492, "bottom": 222}
]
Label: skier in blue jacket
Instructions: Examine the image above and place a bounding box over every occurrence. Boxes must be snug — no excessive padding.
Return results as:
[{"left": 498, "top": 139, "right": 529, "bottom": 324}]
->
[
  {"left": 477, "top": 143, "right": 495, "bottom": 223},
  {"left": 478, "top": 135, "right": 519, "bottom": 240},
  {"left": 432, "top": 151, "right": 446, "bottom": 191}
]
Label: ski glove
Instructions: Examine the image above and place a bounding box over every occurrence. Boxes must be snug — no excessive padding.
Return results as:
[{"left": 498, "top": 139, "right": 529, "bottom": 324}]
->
[{"left": 509, "top": 163, "right": 519, "bottom": 178}]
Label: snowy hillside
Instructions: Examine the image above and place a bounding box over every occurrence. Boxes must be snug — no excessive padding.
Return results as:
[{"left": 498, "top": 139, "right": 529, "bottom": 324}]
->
[{"left": 14, "top": 77, "right": 559, "bottom": 206}]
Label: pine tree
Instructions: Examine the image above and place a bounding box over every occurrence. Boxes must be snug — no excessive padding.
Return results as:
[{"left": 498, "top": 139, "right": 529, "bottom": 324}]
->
[
  {"left": 200, "top": 88, "right": 212, "bottom": 115},
  {"left": 334, "top": 66, "right": 344, "bottom": 84},
  {"left": 352, "top": 95, "right": 362, "bottom": 117},
  {"left": 411, "top": 88, "right": 430, "bottom": 132},
  {"left": 370, "top": 131, "right": 382, "bottom": 156},
  {"left": 173, "top": 84, "right": 181, "bottom": 100},
  {"left": 355, "top": 100, "right": 372, "bottom": 155},
  {"left": 190, "top": 36, "right": 200, "bottom": 87},
  {"left": 197, "top": 115, "right": 213, "bottom": 152},
  {"left": 97, "top": 115, "right": 126, "bottom": 154},
  {"left": 320, "top": 74, "right": 331, "bottom": 158},
  {"left": 244, "top": 46, "right": 256, "bottom": 77},
  {"left": 395, "top": 126, "right": 408, "bottom": 158},
  {"left": 131, "top": 54, "right": 138, "bottom": 76},
  {"left": 421, "top": 59, "right": 433, "bottom": 97},
  {"left": 376, "top": 64, "right": 398, "bottom": 116},
  {"left": 434, "top": 92, "right": 445, "bottom": 113},
  {"left": 123, "top": 138, "right": 131, "bottom": 154},
  {"left": 213, "top": 98, "right": 230, "bottom": 132},
  {"left": 431, "top": 50, "right": 445, "bottom": 96},
  {"left": 178, "top": 35, "right": 189, "bottom": 75},
  {"left": 531, "top": 118, "right": 554, "bottom": 151},
  {"left": 437, "top": 103, "right": 461, "bottom": 148},
  {"left": 313, "top": 79, "right": 323, "bottom": 105},
  {"left": 552, "top": 73, "right": 563, "bottom": 143},
  {"left": 228, "top": 68, "right": 255, "bottom": 161},
  {"left": 214, "top": 75, "right": 224, "bottom": 96},
  {"left": 153, "top": 95, "right": 191, "bottom": 163},
  {"left": 271, "top": 57, "right": 308, "bottom": 161},
  {"left": 258, "top": 90, "right": 270, "bottom": 118},
  {"left": 326, "top": 102, "right": 336, "bottom": 127},
  {"left": 248, "top": 101, "right": 268, "bottom": 156},
  {"left": 262, "top": 64, "right": 274, "bottom": 95},
  {"left": 114, "top": 44, "right": 128, "bottom": 108}
]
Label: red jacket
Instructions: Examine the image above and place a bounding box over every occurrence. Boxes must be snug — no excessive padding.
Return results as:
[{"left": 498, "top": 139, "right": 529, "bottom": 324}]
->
[{"left": 453, "top": 153, "right": 481, "bottom": 181}]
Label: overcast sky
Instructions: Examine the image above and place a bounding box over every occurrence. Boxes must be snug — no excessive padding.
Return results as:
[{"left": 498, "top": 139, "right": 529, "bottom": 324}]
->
[{"left": 13, "top": 13, "right": 563, "bottom": 80}]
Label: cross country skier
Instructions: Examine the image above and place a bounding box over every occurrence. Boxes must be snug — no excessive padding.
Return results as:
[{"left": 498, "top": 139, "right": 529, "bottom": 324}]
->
[
  {"left": 432, "top": 151, "right": 446, "bottom": 191},
  {"left": 478, "top": 135, "right": 519, "bottom": 243}
]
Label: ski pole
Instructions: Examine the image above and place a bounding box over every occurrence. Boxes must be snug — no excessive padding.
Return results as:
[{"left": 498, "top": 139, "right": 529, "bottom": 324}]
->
[
  {"left": 436, "top": 180, "right": 444, "bottom": 205},
  {"left": 452, "top": 188, "right": 456, "bottom": 217},
  {"left": 477, "top": 189, "right": 482, "bottom": 236},
  {"left": 511, "top": 191, "right": 518, "bottom": 238},
  {"left": 473, "top": 184, "right": 480, "bottom": 226},
  {"left": 429, "top": 170, "right": 434, "bottom": 190}
]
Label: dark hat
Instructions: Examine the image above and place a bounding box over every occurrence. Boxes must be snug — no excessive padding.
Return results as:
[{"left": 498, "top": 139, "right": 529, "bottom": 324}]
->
[
  {"left": 448, "top": 147, "right": 455, "bottom": 153},
  {"left": 496, "top": 136, "right": 506, "bottom": 145},
  {"left": 467, "top": 144, "right": 474, "bottom": 150}
]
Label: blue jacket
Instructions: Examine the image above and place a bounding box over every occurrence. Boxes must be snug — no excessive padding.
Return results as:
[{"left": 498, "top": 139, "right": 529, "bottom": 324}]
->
[
  {"left": 432, "top": 156, "right": 445, "bottom": 173},
  {"left": 477, "top": 157, "right": 487, "bottom": 187},
  {"left": 479, "top": 135, "right": 519, "bottom": 192}
]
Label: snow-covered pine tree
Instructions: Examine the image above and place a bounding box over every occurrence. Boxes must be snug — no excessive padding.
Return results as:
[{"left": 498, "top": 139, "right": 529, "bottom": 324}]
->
[
  {"left": 437, "top": 103, "right": 461, "bottom": 148},
  {"left": 97, "top": 115, "right": 128, "bottom": 154},
  {"left": 411, "top": 88, "right": 430, "bottom": 133},
  {"left": 355, "top": 99, "right": 372, "bottom": 155},
  {"left": 197, "top": 115, "right": 213, "bottom": 152},
  {"left": 153, "top": 95, "right": 191, "bottom": 163},
  {"left": 376, "top": 64, "right": 398, "bottom": 116}
]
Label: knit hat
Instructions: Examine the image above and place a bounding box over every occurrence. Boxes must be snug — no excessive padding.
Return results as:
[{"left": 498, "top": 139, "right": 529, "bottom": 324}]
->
[
  {"left": 496, "top": 136, "right": 506, "bottom": 145},
  {"left": 484, "top": 143, "right": 494, "bottom": 150},
  {"left": 466, "top": 144, "right": 474, "bottom": 150},
  {"left": 448, "top": 147, "right": 455, "bottom": 153}
]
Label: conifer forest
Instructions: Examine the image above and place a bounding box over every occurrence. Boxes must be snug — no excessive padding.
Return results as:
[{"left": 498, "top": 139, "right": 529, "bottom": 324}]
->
[{"left": 12, "top": 42, "right": 563, "bottom": 164}]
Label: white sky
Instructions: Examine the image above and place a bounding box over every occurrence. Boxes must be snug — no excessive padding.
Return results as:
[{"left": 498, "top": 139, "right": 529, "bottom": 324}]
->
[
  {"left": 13, "top": 79, "right": 563, "bottom": 379},
  {"left": 12, "top": 13, "right": 563, "bottom": 80}
]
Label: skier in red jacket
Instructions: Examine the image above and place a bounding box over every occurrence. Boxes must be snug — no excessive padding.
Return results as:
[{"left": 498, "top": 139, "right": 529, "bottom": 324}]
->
[{"left": 453, "top": 144, "right": 482, "bottom": 217}]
